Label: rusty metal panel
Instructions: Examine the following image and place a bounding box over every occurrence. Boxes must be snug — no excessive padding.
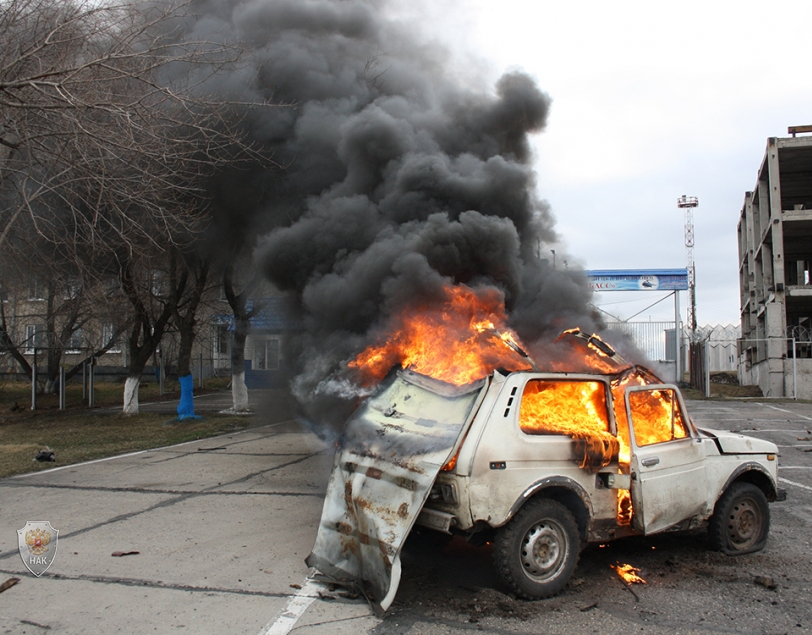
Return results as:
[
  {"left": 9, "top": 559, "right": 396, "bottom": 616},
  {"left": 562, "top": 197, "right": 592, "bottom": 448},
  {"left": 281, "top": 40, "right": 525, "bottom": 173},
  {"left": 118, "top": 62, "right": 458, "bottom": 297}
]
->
[{"left": 306, "top": 369, "right": 486, "bottom": 613}]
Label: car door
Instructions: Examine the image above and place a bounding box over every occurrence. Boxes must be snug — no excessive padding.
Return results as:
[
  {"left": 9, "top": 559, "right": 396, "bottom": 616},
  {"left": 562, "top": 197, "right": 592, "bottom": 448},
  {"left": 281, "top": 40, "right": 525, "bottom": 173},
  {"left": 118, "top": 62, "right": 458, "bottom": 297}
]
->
[{"left": 625, "top": 385, "right": 709, "bottom": 535}]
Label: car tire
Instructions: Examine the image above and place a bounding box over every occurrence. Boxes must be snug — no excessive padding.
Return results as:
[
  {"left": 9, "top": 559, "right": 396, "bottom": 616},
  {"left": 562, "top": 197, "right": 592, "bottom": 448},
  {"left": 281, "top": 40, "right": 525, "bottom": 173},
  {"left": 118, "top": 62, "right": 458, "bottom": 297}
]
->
[
  {"left": 493, "top": 498, "right": 580, "bottom": 599},
  {"left": 708, "top": 481, "right": 770, "bottom": 555}
]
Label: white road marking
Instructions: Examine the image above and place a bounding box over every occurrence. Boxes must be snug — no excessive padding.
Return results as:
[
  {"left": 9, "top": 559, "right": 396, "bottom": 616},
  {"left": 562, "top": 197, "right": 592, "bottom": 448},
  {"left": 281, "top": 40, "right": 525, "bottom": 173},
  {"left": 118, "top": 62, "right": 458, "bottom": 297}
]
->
[
  {"left": 736, "top": 429, "right": 812, "bottom": 433},
  {"left": 258, "top": 576, "right": 325, "bottom": 635},
  {"left": 778, "top": 477, "right": 812, "bottom": 493},
  {"left": 12, "top": 449, "right": 149, "bottom": 477},
  {"left": 12, "top": 421, "right": 291, "bottom": 479},
  {"left": 762, "top": 404, "right": 812, "bottom": 422}
]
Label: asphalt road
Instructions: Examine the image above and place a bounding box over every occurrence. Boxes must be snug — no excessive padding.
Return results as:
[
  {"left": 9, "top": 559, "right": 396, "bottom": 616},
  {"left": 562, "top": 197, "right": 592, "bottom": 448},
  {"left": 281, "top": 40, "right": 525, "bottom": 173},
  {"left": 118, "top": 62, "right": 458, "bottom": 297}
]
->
[{"left": 1, "top": 396, "right": 811, "bottom": 635}]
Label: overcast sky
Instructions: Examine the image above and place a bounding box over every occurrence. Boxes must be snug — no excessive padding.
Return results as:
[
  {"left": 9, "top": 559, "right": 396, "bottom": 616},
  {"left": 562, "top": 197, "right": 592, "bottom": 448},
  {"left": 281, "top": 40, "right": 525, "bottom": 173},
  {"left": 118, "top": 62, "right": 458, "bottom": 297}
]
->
[{"left": 400, "top": 0, "right": 812, "bottom": 326}]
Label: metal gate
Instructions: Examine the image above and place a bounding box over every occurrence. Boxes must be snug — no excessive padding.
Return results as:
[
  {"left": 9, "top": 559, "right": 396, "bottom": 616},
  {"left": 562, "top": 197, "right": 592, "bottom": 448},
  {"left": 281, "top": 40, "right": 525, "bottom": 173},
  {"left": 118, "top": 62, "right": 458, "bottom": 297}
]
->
[{"left": 603, "top": 321, "right": 677, "bottom": 363}]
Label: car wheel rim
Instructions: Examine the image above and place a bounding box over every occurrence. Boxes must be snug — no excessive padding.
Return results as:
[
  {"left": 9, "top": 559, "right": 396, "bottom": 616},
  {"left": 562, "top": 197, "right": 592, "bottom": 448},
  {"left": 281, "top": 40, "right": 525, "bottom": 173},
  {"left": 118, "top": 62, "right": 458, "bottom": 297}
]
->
[
  {"left": 520, "top": 519, "right": 568, "bottom": 581},
  {"left": 727, "top": 497, "right": 761, "bottom": 549}
]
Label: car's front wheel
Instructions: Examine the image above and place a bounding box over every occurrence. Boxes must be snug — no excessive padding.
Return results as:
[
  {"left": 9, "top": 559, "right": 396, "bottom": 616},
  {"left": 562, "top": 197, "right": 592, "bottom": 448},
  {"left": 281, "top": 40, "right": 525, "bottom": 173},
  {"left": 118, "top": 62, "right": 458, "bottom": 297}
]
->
[
  {"left": 708, "top": 481, "right": 770, "bottom": 555},
  {"left": 493, "top": 498, "right": 580, "bottom": 599}
]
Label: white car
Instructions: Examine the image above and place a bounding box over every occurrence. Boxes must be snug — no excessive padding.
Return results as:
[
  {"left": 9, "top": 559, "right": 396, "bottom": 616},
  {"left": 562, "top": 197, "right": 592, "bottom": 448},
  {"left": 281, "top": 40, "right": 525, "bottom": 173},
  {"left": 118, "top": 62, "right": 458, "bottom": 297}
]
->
[{"left": 307, "top": 366, "right": 786, "bottom": 613}]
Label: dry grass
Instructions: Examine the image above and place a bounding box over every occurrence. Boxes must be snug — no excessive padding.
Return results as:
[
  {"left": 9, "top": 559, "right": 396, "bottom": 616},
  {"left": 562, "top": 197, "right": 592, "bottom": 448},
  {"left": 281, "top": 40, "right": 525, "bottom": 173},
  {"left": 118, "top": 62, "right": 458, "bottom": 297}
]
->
[
  {"left": 680, "top": 372, "right": 764, "bottom": 400},
  {"left": 0, "top": 378, "right": 256, "bottom": 478},
  {"left": 0, "top": 409, "right": 256, "bottom": 479},
  {"left": 0, "top": 376, "right": 231, "bottom": 410}
]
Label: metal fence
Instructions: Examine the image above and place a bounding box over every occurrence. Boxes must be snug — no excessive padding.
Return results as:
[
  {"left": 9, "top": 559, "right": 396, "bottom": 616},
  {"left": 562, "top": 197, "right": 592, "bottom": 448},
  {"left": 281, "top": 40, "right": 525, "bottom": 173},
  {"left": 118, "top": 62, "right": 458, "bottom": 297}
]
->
[{"left": 603, "top": 321, "right": 675, "bottom": 362}]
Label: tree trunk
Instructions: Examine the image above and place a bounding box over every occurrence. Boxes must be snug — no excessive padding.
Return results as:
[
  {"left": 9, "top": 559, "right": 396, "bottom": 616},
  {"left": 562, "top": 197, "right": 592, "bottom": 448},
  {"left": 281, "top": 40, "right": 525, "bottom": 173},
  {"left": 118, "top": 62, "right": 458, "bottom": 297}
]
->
[
  {"left": 176, "top": 325, "right": 199, "bottom": 419},
  {"left": 44, "top": 280, "right": 59, "bottom": 394},
  {"left": 231, "top": 317, "right": 250, "bottom": 411},
  {"left": 0, "top": 299, "right": 32, "bottom": 378},
  {"left": 123, "top": 329, "right": 162, "bottom": 414},
  {"left": 123, "top": 375, "right": 141, "bottom": 414},
  {"left": 173, "top": 259, "right": 209, "bottom": 419},
  {"left": 224, "top": 264, "right": 265, "bottom": 414}
]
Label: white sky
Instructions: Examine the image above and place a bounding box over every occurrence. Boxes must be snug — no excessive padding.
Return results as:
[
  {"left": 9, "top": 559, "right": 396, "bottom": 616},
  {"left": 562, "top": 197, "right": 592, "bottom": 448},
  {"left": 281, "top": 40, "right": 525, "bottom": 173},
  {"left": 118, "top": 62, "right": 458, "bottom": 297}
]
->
[{"left": 408, "top": 0, "right": 812, "bottom": 326}]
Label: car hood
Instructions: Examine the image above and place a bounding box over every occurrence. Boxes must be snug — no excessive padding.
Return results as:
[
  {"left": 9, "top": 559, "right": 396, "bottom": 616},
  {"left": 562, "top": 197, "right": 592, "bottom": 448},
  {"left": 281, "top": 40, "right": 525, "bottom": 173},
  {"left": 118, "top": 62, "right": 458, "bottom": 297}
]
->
[
  {"left": 306, "top": 369, "right": 487, "bottom": 613},
  {"left": 698, "top": 428, "right": 778, "bottom": 454}
]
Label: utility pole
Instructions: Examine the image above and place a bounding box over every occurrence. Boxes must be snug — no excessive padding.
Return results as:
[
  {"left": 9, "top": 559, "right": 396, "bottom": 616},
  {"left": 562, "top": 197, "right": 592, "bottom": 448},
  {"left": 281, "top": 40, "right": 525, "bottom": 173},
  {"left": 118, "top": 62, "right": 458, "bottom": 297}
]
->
[
  {"left": 678, "top": 194, "right": 699, "bottom": 389},
  {"left": 677, "top": 195, "right": 699, "bottom": 336}
]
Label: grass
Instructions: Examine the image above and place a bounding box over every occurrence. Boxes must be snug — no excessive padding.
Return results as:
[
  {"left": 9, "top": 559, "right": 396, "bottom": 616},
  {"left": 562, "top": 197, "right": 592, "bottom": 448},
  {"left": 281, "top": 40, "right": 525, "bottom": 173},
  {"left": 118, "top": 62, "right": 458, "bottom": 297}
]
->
[
  {"left": 0, "top": 375, "right": 232, "bottom": 410},
  {"left": 0, "top": 377, "right": 258, "bottom": 479},
  {"left": 680, "top": 372, "right": 764, "bottom": 400}
]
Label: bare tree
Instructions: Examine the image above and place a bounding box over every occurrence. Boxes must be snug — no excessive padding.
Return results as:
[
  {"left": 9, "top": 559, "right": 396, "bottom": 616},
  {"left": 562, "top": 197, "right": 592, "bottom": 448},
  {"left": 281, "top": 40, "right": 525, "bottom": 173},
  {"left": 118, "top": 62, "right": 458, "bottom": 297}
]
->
[
  {"left": 119, "top": 249, "right": 185, "bottom": 414},
  {"left": 0, "top": 0, "right": 270, "bottom": 254},
  {"left": 0, "top": 0, "right": 276, "bottom": 411}
]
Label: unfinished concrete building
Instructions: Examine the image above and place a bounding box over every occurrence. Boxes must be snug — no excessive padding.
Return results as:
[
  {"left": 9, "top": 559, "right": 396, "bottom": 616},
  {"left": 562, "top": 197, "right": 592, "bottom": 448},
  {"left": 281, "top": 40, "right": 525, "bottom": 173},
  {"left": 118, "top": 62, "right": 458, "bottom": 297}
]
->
[{"left": 738, "top": 130, "right": 812, "bottom": 397}]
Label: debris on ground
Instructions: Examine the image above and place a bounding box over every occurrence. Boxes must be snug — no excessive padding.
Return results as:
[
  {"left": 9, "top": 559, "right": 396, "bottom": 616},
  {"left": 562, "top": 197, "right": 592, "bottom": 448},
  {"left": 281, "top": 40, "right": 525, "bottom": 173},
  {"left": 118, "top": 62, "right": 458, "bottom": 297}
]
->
[
  {"left": 0, "top": 578, "right": 20, "bottom": 594},
  {"left": 34, "top": 448, "right": 55, "bottom": 462},
  {"left": 20, "top": 619, "right": 51, "bottom": 630},
  {"left": 754, "top": 575, "right": 778, "bottom": 590},
  {"left": 111, "top": 551, "right": 140, "bottom": 557},
  {"left": 434, "top": 588, "right": 539, "bottom": 621}
]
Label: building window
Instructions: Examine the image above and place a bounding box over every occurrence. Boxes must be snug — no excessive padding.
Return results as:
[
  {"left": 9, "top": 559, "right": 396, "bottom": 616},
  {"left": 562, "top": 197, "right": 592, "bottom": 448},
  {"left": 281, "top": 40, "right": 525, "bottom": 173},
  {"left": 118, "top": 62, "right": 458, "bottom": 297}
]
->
[
  {"left": 214, "top": 324, "right": 230, "bottom": 355},
  {"left": 28, "top": 277, "right": 45, "bottom": 301},
  {"left": 102, "top": 323, "right": 121, "bottom": 354},
  {"left": 66, "top": 329, "right": 83, "bottom": 354},
  {"left": 25, "top": 324, "right": 45, "bottom": 354},
  {"left": 151, "top": 270, "right": 167, "bottom": 297},
  {"left": 266, "top": 338, "right": 280, "bottom": 370},
  {"left": 253, "top": 337, "right": 280, "bottom": 370},
  {"left": 64, "top": 278, "right": 82, "bottom": 300}
]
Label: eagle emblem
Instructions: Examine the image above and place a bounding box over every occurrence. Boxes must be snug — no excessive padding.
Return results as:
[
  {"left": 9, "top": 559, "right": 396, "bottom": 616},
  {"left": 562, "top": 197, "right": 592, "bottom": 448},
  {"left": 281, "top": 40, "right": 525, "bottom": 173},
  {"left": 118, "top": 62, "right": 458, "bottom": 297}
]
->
[
  {"left": 25, "top": 528, "right": 51, "bottom": 555},
  {"left": 17, "top": 521, "right": 59, "bottom": 577}
]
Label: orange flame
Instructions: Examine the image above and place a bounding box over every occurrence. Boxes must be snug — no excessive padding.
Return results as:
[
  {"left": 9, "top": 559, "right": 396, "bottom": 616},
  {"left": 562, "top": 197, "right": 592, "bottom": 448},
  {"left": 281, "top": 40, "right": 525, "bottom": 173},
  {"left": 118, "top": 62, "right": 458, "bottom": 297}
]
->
[
  {"left": 348, "top": 285, "right": 530, "bottom": 386},
  {"left": 611, "top": 563, "right": 646, "bottom": 584},
  {"left": 617, "top": 490, "right": 632, "bottom": 526},
  {"left": 518, "top": 379, "right": 619, "bottom": 470}
]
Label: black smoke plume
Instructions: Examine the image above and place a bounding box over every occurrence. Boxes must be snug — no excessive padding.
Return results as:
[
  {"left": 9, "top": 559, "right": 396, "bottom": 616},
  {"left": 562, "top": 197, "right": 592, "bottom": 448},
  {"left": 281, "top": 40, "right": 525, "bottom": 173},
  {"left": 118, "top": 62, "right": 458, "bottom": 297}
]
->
[{"left": 184, "top": 0, "right": 599, "bottom": 425}]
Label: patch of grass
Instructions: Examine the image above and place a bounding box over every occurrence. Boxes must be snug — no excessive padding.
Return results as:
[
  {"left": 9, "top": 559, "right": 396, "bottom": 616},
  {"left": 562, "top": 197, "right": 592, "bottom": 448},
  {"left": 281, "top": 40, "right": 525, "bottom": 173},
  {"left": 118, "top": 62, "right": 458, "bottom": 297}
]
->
[
  {"left": 0, "top": 407, "right": 255, "bottom": 479},
  {"left": 681, "top": 379, "right": 764, "bottom": 400},
  {"left": 0, "top": 376, "right": 231, "bottom": 410}
]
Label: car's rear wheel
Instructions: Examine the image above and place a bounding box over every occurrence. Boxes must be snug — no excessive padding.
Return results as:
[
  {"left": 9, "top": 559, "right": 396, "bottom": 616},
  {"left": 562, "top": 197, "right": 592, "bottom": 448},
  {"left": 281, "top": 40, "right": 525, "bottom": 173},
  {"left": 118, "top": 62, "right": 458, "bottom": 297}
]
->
[
  {"left": 708, "top": 481, "right": 770, "bottom": 555},
  {"left": 493, "top": 498, "right": 580, "bottom": 599}
]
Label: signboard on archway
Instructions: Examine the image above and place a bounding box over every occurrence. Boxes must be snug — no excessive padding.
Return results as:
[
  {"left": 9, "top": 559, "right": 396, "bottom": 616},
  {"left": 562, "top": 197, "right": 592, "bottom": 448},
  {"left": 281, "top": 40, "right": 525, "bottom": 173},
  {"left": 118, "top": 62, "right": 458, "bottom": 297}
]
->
[
  {"left": 586, "top": 269, "right": 689, "bottom": 292},
  {"left": 585, "top": 268, "right": 688, "bottom": 384}
]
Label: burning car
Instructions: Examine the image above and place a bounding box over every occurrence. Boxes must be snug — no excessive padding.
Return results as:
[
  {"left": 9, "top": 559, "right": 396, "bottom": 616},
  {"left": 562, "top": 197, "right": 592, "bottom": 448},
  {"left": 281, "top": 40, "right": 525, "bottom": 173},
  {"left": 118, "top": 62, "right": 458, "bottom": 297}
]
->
[{"left": 306, "top": 309, "right": 785, "bottom": 613}]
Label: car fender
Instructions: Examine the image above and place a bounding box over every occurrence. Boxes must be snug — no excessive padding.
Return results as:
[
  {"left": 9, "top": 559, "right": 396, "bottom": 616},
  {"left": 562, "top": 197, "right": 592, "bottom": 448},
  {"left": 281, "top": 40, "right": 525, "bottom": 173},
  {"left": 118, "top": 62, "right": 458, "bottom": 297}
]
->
[
  {"left": 715, "top": 462, "right": 780, "bottom": 504},
  {"left": 502, "top": 476, "right": 594, "bottom": 533}
]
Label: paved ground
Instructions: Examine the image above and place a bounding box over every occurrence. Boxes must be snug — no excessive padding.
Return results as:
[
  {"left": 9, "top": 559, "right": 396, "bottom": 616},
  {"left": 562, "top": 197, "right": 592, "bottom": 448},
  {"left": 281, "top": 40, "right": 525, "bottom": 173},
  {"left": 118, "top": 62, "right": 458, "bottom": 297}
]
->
[{"left": 1, "top": 396, "right": 811, "bottom": 634}]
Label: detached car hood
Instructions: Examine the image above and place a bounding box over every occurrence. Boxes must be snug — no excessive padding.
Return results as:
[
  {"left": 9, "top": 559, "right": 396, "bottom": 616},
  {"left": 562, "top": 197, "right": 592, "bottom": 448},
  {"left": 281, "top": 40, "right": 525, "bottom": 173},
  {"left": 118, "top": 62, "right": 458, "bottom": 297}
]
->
[
  {"left": 699, "top": 428, "right": 778, "bottom": 455},
  {"left": 306, "top": 369, "right": 486, "bottom": 613}
]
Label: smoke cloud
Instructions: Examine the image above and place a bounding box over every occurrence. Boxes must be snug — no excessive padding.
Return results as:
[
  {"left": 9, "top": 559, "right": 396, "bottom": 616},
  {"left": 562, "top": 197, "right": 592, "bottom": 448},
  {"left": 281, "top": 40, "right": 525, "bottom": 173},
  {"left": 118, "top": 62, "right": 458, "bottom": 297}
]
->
[{"left": 183, "top": 0, "right": 600, "bottom": 424}]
